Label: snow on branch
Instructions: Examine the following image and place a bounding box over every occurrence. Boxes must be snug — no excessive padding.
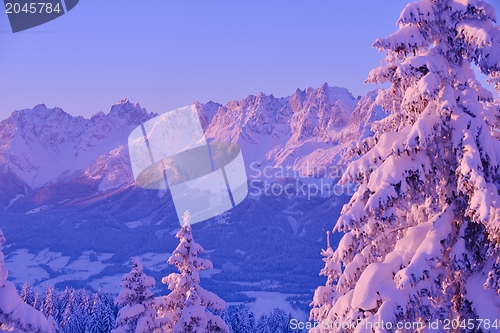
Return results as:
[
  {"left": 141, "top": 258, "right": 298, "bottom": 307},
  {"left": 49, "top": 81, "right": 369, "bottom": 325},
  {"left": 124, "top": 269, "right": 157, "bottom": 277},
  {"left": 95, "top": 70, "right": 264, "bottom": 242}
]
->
[
  {"left": 449, "top": 0, "right": 497, "bottom": 22},
  {"left": 373, "top": 26, "right": 427, "bottom": 54},
  {"left": 480, "top": 26, "right": 500, "bottom": 74},
  {"left": 407, "top": 53, "right": 448, "bottom": 76},
  {"left": 337, "top": 245, "right": 374, "bottom": 292},
  {"left": 365, "top": 152, "right": 428, "bottom": 212},
  {"left": 468, "top": 75, "right": 494, "bottom": 101},
  {"left": 340, "top": 131, "right": 402, "bottom": 185},
  {"left": 404, "top": 103, "right": 442, "bottom": 149},
  {"left": 366, "top": 65, "right": 396, "bottom": 84},
  {"left": 457, "top": 20, "right": 492, "bottom": 47},
  {"left": 394, "top": 206, "right": 453, "bottom": 289},
  {"left": 476, "top": 0, "right": 497, "bottom": 22},
  {"left": 417, "top": 72, "right": 441, "bottom": 97},
  {"left": 397, "top": 0, "right": 437, "bottom": 26},
  {"left": 486, "top": 70, "right": 500, "bottom": 92}
]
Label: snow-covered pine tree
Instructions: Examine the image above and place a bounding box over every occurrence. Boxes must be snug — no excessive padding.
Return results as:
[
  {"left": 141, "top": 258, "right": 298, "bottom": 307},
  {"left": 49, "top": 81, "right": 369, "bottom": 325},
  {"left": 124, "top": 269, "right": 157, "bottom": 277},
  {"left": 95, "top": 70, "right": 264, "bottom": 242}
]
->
[
  {"left": 230, "top": 306, "right": 247, "bottom": 333},
  {"left": 87, "top": 290, "right": 104, "bottom": 333},
  {"left": 112, "top": 257, "right": 159, "bottom": 333},
  {"left": 41, "top": 285, "right": 59, "bottom": 333},
  {"left": 76, "top": 289, "right": 91, "bottom": 320},
  {"left": 267, "top": 308, "right": 290, "bottom": 333},
  {"left": 156, "top": 211, "right": 229, "bottom": 333},
  {"left": 57, "top": 287, "right": 71, "bottom": 325},
  {"left": 32, "top": 293, "right": 42, "bottom": 311},
  {"left": 255, "top": 315, "right": 271, "bottom": 333},
  {"left": 310, "top": 0, "right": 500, "bottom": 332},
  {"left": 220, "top": 310, "right": 234, "bottom": 333},
  {"left": 42, "top": 285, "right": 58, "bottom": 320},
  {"left": 245, "top": 308, "right": 255, "bottom": 333},
  {"left": 20, "top": 283, "right": 35, "bottom": 307},
  {"left": 61, "top": 289, "right": 87, "bottom": 333},
  {"left": 96, "top": 291, "right": 117, "bottom": 333},
  {"left": 87, "top": 289, "right": 115, "bottom": 333},
  {"left": 0, "top": 229, "right": 54, "bottom": 333},
  {"left": 309, "top": 232, "right": 336, "bottom": 329},
  {"left": 230, "top": 306, "right": 255, "bottom": 333},
  {"left": 103, "top": 292, "right": 118, "bottom": 332}
]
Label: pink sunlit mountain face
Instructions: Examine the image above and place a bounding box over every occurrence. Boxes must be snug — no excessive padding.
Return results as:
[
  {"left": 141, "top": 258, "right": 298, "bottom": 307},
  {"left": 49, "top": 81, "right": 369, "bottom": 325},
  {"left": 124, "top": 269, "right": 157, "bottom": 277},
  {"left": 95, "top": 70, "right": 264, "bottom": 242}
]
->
[
  {"left": 0, "top": 100, "right": 155, "bottom": 193},
  {"left": 0, "top": 83, "right": 383, "bottom": 204}
]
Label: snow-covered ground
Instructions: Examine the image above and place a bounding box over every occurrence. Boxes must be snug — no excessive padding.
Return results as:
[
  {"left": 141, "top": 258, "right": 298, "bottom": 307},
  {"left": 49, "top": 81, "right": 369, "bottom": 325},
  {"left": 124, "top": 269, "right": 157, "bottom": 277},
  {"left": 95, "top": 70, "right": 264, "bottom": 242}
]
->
[
  {"left": 136, "top": 252, "right": 171, "bottom": 271},
  {"left": 25, "top": 205, "right": 50, "bottom": 214},
  {"left": 5, "top": 249, "right": 113, "bottom": 292},
  {"left": 229, "top": 291, "right": 308, "bottom": 321},
  {"left": 88, "top": 274, "right": 124, "bottom": 294},
  {"left": 4, "top": 249, "right": 170, "bottom": 293},
  {"left": 6, "top": 194, "right": 24, "bottom": 209},
  {"left": 5, "top": 248, "right": 309, "bottom": 318}
]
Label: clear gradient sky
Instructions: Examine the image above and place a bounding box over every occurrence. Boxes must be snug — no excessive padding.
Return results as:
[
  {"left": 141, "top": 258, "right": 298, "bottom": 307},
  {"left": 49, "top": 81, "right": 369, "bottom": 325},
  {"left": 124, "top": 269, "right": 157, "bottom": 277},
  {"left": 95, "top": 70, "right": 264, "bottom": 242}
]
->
[{"left": 1, "top": 1, "right": 499, "bottom": 119}]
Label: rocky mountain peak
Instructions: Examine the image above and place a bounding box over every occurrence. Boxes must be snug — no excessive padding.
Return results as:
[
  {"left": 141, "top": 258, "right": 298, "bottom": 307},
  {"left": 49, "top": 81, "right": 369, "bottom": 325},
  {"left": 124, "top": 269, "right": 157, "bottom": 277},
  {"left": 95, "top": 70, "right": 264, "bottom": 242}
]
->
[
  {"left": 0, "top": 86, "right": 383, "bottom": 193},
  {"left": 107, "top": 99, "right": 154, "bottom": 128}
]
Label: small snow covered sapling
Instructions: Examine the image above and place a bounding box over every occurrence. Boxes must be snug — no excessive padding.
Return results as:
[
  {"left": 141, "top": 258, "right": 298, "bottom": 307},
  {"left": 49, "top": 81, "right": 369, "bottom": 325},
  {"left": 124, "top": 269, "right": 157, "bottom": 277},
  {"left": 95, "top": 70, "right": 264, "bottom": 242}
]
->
[
  {"left": 156, "top": 210, "right": 229, "bottom": 333},
  {"left": 310, "top": 0, "right": 500, "bottom": 332},
  {"left": 112, "top": 257, "right": 159, "bottom": 333}
]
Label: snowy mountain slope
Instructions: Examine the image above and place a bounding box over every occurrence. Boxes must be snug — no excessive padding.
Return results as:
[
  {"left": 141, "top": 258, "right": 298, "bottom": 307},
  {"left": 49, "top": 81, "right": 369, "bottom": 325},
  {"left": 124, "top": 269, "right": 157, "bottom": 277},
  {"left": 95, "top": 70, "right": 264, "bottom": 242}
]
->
[
  {"left": 204, "top": 83, "right": 365, "bottom": 177},
  {"left": 80, "top": 84, "right": 368, "bottom": 196},
  {"left": 1, "top": 84, "right": 382, "bottom": 209},
  {"left": 0, "top": 100, "right": 156, "bottom": 190}
]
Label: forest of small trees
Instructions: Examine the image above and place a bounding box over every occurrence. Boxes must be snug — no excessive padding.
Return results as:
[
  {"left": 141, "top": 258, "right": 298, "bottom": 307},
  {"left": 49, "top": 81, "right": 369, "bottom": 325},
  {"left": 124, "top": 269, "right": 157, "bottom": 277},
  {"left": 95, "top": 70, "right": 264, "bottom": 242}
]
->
[{"left": 13, "top": 283, "right": 297, "bottom": 333}]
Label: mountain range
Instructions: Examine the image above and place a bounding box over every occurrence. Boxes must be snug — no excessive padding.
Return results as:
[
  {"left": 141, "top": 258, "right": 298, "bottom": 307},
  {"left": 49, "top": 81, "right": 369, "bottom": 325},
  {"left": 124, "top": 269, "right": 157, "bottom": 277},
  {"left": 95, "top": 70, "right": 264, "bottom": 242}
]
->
[{"left": 0, "top": 83, "right": 385, "bottom": 315}]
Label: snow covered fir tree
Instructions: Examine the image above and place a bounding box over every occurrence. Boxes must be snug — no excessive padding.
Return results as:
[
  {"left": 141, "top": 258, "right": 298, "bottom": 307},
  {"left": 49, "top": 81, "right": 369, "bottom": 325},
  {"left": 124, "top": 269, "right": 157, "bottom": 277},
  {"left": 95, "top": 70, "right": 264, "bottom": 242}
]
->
[
  {"left": 310, "top": 0, "right": 500, "bottom": 332},
  {"left": 155, "top": 211, "right": 229, "bottom": 333},
  {"left": 113, "top": 257, "right": 159, "bottom": 333},
  {"left": 87, "top": 290, "right": 116, "bottom": 333},
  {"left": 0, "top": 228, "right": 54, "bottom": 333}
]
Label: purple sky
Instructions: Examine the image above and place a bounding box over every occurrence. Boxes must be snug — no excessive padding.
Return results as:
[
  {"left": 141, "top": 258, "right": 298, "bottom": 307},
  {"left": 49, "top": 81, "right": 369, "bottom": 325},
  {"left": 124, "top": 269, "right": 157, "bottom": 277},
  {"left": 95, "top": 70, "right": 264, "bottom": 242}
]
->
[{"left": 1, "top": 1, "right": 499, "bottom": 119}]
